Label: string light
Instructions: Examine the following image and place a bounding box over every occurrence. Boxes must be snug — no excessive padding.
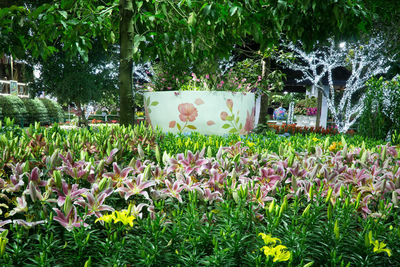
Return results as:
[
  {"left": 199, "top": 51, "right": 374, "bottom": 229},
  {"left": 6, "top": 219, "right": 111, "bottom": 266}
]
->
[{"left": 278, "top": 37, "right": 394, "bottom": 133}]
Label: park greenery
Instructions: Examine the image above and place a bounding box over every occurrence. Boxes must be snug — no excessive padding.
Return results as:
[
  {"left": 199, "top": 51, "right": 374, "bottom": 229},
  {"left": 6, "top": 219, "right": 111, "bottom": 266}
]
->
[
  {"left": 0, "top": 121, "right": 399, "bottom": 266},
  {"left": 1, "top": 1, "right": 400, "bottom": 266}
]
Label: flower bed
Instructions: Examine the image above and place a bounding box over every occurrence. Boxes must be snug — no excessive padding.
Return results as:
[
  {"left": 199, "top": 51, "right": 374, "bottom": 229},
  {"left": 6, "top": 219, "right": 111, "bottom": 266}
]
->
[{"left": 0, "top": 122, "right": 399, "bottom": 266}]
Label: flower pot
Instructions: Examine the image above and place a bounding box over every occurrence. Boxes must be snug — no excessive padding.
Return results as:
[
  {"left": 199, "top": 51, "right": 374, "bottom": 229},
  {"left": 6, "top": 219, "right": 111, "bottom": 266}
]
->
[
  {"left": 143, "top": 91, "right": 259, "bottom": 135},
  {"left": 295, "top": 115, "right": 316, "bottom": 127}
]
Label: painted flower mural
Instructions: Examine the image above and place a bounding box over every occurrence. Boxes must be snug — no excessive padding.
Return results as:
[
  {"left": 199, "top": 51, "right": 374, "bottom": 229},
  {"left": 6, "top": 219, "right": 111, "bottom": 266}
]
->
[
  {"left": 143, "top": 91, "right": 257, "bottom": 135},
  {"left": 240, "top": 107, "right": 256, "bottom": 135},
  {"left": 178, "top": 103, "right": 198, "bottom": 122}
]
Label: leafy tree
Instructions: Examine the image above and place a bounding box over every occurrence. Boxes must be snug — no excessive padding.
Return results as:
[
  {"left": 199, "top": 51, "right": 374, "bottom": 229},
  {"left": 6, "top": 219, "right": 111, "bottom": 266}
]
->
[
  {"left": 30, "top": 42, "right": 119, "bottom": 123},
  {"left": 2, "top": 0, "right": 398, "bottom": 125},
  {"left": 277, "top": 37, "right": 394, "bottom": 133}
]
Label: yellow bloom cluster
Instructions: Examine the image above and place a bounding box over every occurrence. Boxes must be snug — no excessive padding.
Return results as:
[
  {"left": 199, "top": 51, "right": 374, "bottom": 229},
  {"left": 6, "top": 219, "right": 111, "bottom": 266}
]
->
[
  {"left": 95, "top": 208, "right": 136, "bottom": 227},
  {"left": 259, "top": 233, "right": 291, "bottom": 262},
  {"left": 367, "top": 231, "right": 392, "bottom": 257},
  {"left": 328, "top": 141, "right": 342, "bottom": 152}
]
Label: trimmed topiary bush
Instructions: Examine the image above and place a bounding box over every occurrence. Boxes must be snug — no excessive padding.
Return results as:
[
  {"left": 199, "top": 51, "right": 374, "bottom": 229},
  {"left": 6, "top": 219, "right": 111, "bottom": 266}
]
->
[
  {"left": 0, "top": 95, "right": 28, "bottom": 125},
  {"left": 22, "top": 98, "right": 50, "bottom": 125},
  {"left": 39, "top": 98, "right": 64, "bottom": 123}
]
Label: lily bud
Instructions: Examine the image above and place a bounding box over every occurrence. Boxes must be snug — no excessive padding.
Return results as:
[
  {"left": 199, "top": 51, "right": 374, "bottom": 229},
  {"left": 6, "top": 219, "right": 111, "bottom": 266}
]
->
[
  {"left": 268, "top": 199, "right": 275, "bottom": 214},
  {"left": 53, "top": 170, "right": 62, "bottom": 189},
  {"left": 84, "top": 256, "right": 92, "bottom": 267},
  {"left": 302, "top": 203, "right": 311, "bottom": 217},
  {"left": 0, "top": 237, "right": 7, "bottom": 256},
  {"left": 287, "top": 152, "right": 295, "bottom": 167},
  {"left": 309, "top": 184, "right": 314, "bottom": 201},
  {"left": 137, "top": 144, "right": 145, "bottom": 159},
  {"left": 324, "top": 136, "right": 330, "bottom": 151},
  {"left": 334, "top": 220, "right": 340, "bottom": 240},
  {"left": 98, "top": 177, "right": 109, "bottom": 192},
  {"left": 96, "top": 160, "right": 105, "bottom": 174},
  {"left": 339, "top": 185, "right": 344, "bottom": 199},
  {"left": 325, "top": 187, "right": 333, "bottom": 204},
  {"left": 327, "top": 204, "right": 332, "bottom": 220},
  {"left": 143, "top": 165, "right": 152, "bottom": 181},
  {"left": 207, "top": 146, "right": 213, "bottom": 158},
  {"left": 392, "top": 191, "right": 398, "bottom": 207},
  {"left": 63, "top": 196, "right": 73, "bottom": 215},
  {"left": 381, "top": 146, "right": 387, "bottom": 162},
  {"left": 355, "top": 192, "right": 362, "bottom": 209},
  {"left": 155, "top": 145, "right": 161, "bottom": 164},
  {"left": 162, "top": 151, "right": 170, "bottom": 166}
]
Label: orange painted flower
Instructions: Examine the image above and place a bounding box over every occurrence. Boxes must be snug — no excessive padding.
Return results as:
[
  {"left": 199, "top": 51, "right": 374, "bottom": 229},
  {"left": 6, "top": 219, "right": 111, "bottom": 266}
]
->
[
  {"left": 178, "top": 103, "right": 198, "bottom": 122},
  {"left": 226, "top": 99, "right": 233, "bottom": 110},
  {"left": 220, "top": 111, "right": 228, "bottom": 121},
  {"left": 207, "top": 120, "right": 215, "bottom": 126},
  {"left": 240, "top": 107, "right": 255, "bottom": 134},
  {"left": 195, "top": 98, "right": 204, "bottom": 105},
  {"left": 169, "top": 120, "right": 176, "bottom": 128}
]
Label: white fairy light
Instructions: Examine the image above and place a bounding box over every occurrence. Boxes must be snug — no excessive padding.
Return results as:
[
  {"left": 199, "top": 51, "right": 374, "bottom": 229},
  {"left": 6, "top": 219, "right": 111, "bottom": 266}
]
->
[{"left": 278, "top": 37, "right": 394, "bottom": 133}]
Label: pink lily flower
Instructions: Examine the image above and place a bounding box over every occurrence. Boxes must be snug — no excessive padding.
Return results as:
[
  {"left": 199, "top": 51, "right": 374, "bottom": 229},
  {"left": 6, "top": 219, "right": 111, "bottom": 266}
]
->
[
  {"left": 103, "top": 162, "right": 133, "bottom": 187},
  {"left": 115, "top": 174, "right": 155, "bottom": 201},
  {"left": 161, "top": 180, "right": 185, "bottom": 203},
  {"left": 53, "top": 206, "right": 88, "bottom": 231}
]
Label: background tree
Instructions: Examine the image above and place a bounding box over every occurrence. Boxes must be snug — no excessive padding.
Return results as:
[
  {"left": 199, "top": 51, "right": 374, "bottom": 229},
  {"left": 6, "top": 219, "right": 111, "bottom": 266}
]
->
[
  {"left": 2, "top": 0, "right": 398, "bottom": 125},
  {"left": 30, "top": 42, "right": 119, "bottom": 123},
  {"left": 277, "top": 37, "right": 394, "bottom": 133}
]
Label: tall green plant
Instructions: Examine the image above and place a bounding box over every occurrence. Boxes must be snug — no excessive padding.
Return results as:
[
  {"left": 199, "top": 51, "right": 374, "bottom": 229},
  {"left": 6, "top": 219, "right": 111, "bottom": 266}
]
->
[{"left": 358, "top": 77, "right": 398, "bottom": 140}]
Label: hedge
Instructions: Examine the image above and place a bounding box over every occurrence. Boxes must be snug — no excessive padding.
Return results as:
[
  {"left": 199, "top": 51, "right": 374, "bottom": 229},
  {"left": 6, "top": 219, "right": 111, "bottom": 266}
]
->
[
  {"left": 22, "top": 98, "right": 50, "bottom": 125},
  {"left": 39, "top": 98, "right": 65, "bottom": 123},
  {"left": 0, "top": 95, "right": 28, "bottom": 126},
  {"left": 0, "top": 95, "right": 63, "bottom": 126}
]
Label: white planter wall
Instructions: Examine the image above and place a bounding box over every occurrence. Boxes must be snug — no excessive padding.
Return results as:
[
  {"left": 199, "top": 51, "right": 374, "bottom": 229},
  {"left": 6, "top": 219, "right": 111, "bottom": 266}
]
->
[{"left": 144, "top": 91, "right": 258, "bottom": 135}]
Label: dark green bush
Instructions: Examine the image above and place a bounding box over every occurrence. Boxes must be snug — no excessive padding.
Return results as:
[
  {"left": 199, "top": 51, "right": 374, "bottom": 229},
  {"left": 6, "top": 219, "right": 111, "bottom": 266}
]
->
[
  {"left": 358, "top": 77, "right": 400, "bottom": 141},
  {"left": 22, "top": 98, "right": 50, "bottom": 125},
  {"left": 39, "top": 98, "right": 64, "bottom": 123},
  {"left": 0, "top": 95, "right": 28, "bottom": 126}
]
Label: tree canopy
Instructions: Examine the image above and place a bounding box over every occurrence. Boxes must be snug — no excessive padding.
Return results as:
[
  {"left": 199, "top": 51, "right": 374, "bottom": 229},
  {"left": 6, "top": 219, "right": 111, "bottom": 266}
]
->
[{"left": 1, "top": 0, "right": 399, "bottom": 125}]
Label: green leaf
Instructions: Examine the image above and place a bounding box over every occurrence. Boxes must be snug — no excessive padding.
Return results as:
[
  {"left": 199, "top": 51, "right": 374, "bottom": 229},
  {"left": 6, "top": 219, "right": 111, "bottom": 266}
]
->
[
  {"left": 229, "top": 128, "right": 237, "bottom": 133},
  {"left": 187, "top": 125, "right": 197, "bottom": 130},
  {"left": 177, "top": 123, "right": 182, "bottom": 131},
  {"left": 225, "top": 115, "right": 234, "bottom": 121},
  {"left": 187, "top": 12, "right": 196, "bottom": 26},
  {"left": 230, "top": 6, "right": 238, "bottom": 16},
  {"left": 151, "top": 101, "right": 159, "bottom": 106},
  {"left": 222, "top": 124, "right": 230, "bottom": 129},
  {"left": 58, "top": 10, "right": 68, "bottom": 19}
]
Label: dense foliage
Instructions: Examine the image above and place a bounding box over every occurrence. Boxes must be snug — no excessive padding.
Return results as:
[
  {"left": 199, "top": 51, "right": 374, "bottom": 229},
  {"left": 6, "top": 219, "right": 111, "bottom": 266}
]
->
[
  {"left": 0, "top": 96, "right": 63, "bottom": 125},
  {"left": 0, "top": 122, "right": 399, "bottom": 266},
  {"left": 358, "top": 77, "right": 400, "bottom": 141}
]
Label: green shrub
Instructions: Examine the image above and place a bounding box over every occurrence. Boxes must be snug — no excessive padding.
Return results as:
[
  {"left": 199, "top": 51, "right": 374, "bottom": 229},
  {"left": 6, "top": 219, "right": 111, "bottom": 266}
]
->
[
  {"left": 39, "top": 98, "right": 64, "bottom": 123},
  {"left": 22, "top": 98, "right": 50, "bottom": 125},
  {"left": 0, "top": 95, "right": 28, "bottom": 125}
]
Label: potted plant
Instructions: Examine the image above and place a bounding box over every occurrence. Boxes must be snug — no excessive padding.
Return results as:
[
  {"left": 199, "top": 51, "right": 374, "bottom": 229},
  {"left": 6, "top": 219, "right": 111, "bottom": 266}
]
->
[
  {"left": 143, "top": 71, "right": 260, "bottom": 135},
  {"left": 294, "top": 97, "right": 317, "bottom": 126}
]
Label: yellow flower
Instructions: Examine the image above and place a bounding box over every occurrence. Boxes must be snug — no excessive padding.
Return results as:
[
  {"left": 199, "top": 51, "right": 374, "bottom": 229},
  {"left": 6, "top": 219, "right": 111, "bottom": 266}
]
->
[
  {"left": 329, "top": 142, "right": 337, "bottom": 152},
  {"left": 113, "top": 210, "right": 136, "bottom": 227},
  {"left": 272, "top": 245, "right": 291, "bottom": 262},
  {"left": 246, "top": 141, "right": 255, "bottom": 148},
  {"left": 372, "top": 239, "right": 392, "bottom": 257},
  {"left": 259, "top": 233, "right": 281, "bottom": 246},
  {"left": 260, "top": 245, "right": 291, "bottom": 262},
  {"left": 95, "top": 213, "right": 115, "bottom": 224},
  {"left": 312, "top": 137, "right": 319, "bottom": 142}
]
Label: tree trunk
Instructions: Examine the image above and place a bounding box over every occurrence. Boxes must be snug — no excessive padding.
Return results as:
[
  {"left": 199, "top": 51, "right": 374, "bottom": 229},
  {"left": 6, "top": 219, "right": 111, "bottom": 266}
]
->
[
  {"left": 316, "top": 89, "right": 322, "bottom": 128},
  {"left": 119, "top": 0, "right": 135, "bottom": 126},
  {"left": 259, "top": 58, "right": 269, "bottom": 124}
]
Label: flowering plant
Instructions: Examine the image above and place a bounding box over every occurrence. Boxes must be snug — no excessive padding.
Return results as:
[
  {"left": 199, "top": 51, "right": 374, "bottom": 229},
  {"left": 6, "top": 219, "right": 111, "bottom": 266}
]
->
[
  {"left": 306, "top": 107, "right": 318, "bottom": 116},
  {"left": 146, "top": 70, "right": 261, "bottom": 93}
]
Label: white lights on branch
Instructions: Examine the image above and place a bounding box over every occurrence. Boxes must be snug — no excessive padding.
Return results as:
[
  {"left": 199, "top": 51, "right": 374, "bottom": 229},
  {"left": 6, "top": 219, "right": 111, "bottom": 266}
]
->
[{"left": 278, "top": 37, "right": 394, "bottom": 133}]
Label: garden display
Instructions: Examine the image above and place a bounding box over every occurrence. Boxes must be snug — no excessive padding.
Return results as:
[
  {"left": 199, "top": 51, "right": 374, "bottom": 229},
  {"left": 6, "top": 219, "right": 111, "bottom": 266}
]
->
[
  {"left": 143, "top": 72, "right": 261, "bottom": 135},
  {"left": 0, "top": 119, "right": 399, "bottom": 266}
]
